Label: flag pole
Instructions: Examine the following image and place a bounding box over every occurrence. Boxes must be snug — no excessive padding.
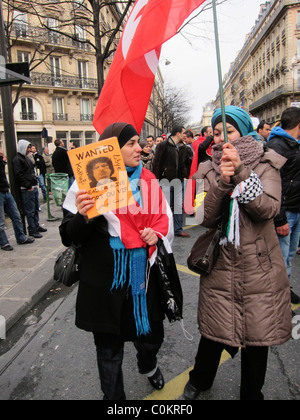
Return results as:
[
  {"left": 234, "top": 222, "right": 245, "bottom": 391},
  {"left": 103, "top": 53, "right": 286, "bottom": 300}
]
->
[{"left": 212, "top": 0, "right": 228, "bottom": 143}]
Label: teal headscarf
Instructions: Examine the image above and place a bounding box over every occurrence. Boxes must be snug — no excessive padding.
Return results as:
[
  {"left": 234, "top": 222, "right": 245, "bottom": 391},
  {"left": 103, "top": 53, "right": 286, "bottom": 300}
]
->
[{"left": 211, "top": 106, "right": 258, "bottom": 141}]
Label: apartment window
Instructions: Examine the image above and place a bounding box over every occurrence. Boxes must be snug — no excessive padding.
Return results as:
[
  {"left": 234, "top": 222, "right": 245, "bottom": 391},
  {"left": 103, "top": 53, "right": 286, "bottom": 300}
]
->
[
  {"left": 75, "top": 25, "right": 85, "bottom": 41},
  {"left": 53, "top": 98, "right": 67, "bottom": 120},
  {"left": 70, "top": 131, "right": 82, "bottom": 148},
  {"left": 80, "top": 99, "right": 92, "bottom": 121},
  {"left": 56, "top": 131, "right": 67, "bottom": 143},
  {"left": 78, "top": 61, "right": 88, "bottom": 88},
  {"left": 17, "top": 51, "right": 30, "bottom": 63},
  {"left": 85, "top": 131, "right": 95, "bottom": 145},
  {"left": 20, "top": 98, "right": 36, "bottom": 120},
  {"left": 47, "top": 18, "right": 58, "bottom": 43},
  {"left": 297, "top": 11, "right": 300, "bottom": 30},
  {"left": 0, "top": 99, "right": 2, "bottom": 119},
  {"left": 50, "top": 57, "right": 62, "bottom": 86},
  {"left": 13, "top": 11, "right": 27, "bottom": 37}
]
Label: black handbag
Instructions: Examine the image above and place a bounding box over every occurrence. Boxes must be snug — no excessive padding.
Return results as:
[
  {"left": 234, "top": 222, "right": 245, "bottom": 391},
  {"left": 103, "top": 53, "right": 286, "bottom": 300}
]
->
[
  {"left": 187, "top": 226, "right": 222, "bottom": 276},
  {"left": 152, "top": 238, "right": 183, "bottom": 323},
  {"left": 53, "top": 243, "right": 81, "bottom": 287}
]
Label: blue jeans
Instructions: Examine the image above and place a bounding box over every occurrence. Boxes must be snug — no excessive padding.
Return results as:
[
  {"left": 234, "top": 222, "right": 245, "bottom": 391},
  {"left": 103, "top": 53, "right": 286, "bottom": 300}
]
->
[
  {"left": 277, "top": 211, "right": 300, "bottom": 278},
  {"left": 0, "top": 191, "right": 27, "bottom": 246},
  {"left": 21, "top": 187, "right": 40, "bottom": 235},
  {"left": 38, "top": 174, "right": 47, "bottom": 199},
  {"left": 162, "top": 182, "right": 184, "bottom": 235}
]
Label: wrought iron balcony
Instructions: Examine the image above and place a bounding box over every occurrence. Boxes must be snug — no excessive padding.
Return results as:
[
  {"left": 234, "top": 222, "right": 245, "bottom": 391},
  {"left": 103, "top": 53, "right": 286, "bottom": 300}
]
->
[
  {"left": 31, "top": 72, "right": 98, "bottom": 91},
  {"left": 80, "top": 114, "right": 94, "bottom": 121},
  {"left": 20, "top": 112, "right": 37, "bottom": 120},
  {"left": 53, "top": 113, "right": 68, "bottom": 121},
  {"left": 11, "top": 24, "right": 92, "bottom": 52}
]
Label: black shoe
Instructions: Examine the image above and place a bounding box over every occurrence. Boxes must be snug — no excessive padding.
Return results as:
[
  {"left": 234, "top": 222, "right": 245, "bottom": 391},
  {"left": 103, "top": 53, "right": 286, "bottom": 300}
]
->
[
  {"left": 38, "top": 226, "right": 47, "bottom": 232},
  {"left": 30, "top": 232, "right": 43, "bottom": 238},
  {"left": 183, "top": 381, "right": 201, "bottom": 400},
  {"left": 18, "top": 237, "right": 35, "bottom": 245},
  {"left": 291, "top": 289, "right": 300, "bottom": 304},
  {"left": 1, "top": 244, "right": 14, "bottom": 251},
  {"left": 148, "top": 367, "right": 164, "bottom": 390}
]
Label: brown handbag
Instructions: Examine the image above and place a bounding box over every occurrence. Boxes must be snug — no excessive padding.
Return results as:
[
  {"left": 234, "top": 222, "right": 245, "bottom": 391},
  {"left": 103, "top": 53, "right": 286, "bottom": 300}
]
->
[{"left": 187, "top": 226, "right": 222, "bottom": 276}]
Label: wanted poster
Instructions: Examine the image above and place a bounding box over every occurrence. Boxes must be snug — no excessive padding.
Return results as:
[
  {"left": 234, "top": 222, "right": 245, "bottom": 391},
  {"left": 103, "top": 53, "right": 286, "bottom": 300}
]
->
[{"left": 68, "top": 137, "right": 133, "bottom": 219}]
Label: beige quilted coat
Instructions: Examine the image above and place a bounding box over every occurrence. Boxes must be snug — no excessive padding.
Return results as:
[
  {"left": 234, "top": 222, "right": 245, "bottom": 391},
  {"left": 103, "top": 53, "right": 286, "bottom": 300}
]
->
[{"left": 194, "top": 149, "right": 292, "bottom": 348}]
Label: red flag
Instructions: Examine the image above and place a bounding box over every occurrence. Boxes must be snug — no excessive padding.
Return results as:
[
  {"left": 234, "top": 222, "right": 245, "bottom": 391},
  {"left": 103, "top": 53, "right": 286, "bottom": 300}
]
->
[{"left": 93, "top": 0, "right": 207, "bottom": 135}]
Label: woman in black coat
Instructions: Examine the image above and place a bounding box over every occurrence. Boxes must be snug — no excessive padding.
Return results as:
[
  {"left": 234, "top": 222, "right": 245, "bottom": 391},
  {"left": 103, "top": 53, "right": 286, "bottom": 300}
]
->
[{"left": 60, "top": 123, "right": 174, "bottom": 400}]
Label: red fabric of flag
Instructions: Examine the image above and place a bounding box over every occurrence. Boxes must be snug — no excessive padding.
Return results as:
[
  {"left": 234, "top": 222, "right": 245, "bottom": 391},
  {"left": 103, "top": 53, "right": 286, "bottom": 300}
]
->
[{"left": 93, "top": 0, "right": 207, "bottom": 135}]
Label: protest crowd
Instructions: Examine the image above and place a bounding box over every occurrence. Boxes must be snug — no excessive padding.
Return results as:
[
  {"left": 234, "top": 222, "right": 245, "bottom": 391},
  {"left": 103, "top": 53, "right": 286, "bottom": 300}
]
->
[{"left": 2, "top": 105, "right": 299, "bottom": 401}]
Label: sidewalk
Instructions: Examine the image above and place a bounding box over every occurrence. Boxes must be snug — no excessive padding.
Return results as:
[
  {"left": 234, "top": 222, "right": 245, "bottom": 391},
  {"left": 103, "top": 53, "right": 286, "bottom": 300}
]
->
[{"left": 0, "top": 198, "right": 65, "bottom": 332}]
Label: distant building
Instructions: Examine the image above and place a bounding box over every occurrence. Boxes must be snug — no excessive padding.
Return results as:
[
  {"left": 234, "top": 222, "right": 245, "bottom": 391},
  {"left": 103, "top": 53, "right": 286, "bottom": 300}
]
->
[
  {"left": 0, "top": 1, "right": 163, "bottom": 155},
  {"left": 215, "top": 0, "right": 300, "bottom": 125},
  {"left": 200, "top": 102, "right": 214, "bottom": 128}
]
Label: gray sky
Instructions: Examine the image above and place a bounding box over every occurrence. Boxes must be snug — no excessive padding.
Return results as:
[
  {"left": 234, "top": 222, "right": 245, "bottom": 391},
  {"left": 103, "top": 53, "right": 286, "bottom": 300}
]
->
[{"left": 160, "top": 0, "right": 265, "bottom": 124}]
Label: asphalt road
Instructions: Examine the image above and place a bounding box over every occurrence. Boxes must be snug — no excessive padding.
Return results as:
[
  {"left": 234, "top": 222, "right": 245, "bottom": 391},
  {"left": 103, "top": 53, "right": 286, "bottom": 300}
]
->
[{"left": 0, "top": 223, "right": 299, "bottom": 402}]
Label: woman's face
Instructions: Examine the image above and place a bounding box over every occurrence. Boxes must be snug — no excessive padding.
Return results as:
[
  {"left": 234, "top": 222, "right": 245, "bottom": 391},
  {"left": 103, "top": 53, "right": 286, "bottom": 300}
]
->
[
  {"left": 213, "top": 122, "right": 241, "bottom": 144},
  {"left": 142, "top": 144, "right": 151, "bottom": 154},
  {"left": 121, "top": 135, "right": 142, "bottom": 167}
]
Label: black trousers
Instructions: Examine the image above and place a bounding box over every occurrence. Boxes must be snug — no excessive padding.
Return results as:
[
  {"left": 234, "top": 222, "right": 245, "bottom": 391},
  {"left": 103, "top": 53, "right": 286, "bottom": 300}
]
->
[
  {"left": 189, "top": 336, "right": 269, "bottom": 400},
  {"left": 93, "top": 322, "right": 164, "bottom": 400}
]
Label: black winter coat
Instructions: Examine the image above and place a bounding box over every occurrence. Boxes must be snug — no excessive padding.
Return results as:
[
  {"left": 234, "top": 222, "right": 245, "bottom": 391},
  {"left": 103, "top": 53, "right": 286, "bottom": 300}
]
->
[
  {"left": 12, "top": 153, "right": 38, "bottom": 190},
  {"left": 52, "top": 147, "right": 74, "bottom": 177},
  {"left": 59, "top": 211, "right": 164, "bottom": 339},
  {"left": 268, "top": 136, "right": 300, "bottom": 227},
  {"left": 152, "top": 138, "right": 189, "bottom": 181}
]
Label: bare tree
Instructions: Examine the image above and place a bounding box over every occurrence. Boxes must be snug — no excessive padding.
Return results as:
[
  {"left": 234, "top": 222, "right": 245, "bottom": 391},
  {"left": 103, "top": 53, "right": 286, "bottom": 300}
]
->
[{"left": 160, "top": 84, "right": 191, "bottom": 132}]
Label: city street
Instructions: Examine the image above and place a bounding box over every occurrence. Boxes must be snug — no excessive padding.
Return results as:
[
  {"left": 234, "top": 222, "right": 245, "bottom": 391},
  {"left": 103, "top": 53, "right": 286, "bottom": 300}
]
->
[{"left": 0, "top": 216, "right": 299, "bottom": 401}]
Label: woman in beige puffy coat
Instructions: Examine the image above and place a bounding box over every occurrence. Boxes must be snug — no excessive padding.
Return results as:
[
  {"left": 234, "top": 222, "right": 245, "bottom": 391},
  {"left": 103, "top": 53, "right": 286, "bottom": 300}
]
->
[{"left": 184, "top": 106, "right": 291, "bottom": 401}]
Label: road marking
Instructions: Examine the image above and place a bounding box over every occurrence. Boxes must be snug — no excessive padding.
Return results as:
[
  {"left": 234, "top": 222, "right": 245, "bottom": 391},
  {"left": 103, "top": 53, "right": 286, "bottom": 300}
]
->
[
  {"left": 144, "top": 350, "right": 231, "bottom": 400},
  {"left": 176, "top": 263, "right": 199, "bottom": 277}
]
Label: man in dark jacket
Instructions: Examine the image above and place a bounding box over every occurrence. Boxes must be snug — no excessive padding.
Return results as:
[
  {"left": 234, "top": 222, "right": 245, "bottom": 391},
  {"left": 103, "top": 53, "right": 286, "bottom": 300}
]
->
[
  {"left": 52, "top": 139, "right": 74, "bottom": 188},
  {"left": 0, "top": 146, "right": 34, "bottom": 250},
  {"left": 12, "top": 140, "right": 47, "bottom": 239},
  {"left": 152, "top": 125, "right": 190, "bottom": 237},
  {"left": 268, "top": 107, "right": 300, "bottom": 304}
]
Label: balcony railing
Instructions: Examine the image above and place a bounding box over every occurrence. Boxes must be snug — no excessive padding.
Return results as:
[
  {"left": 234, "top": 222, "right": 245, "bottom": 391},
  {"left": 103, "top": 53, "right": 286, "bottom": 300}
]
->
[
  {"left": 11, "top": 24, "right": 92, "bottom": 52},
  {"left": 20, "top": 112, "right": 37, "bottom": 120},
  {"left": 31, "top": 72, "right": 98, "bottom": 91},
  {"left": 53, "top": 113, "right": 68, "bottom": 121},
  {"left": 80, "top": 114, "right": 93, "bottom": 121}
]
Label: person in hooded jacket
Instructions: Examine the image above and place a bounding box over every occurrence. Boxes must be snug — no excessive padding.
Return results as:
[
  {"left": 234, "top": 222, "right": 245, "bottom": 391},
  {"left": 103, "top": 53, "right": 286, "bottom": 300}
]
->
[
  {"left": 12, "top": 140, "right": 47, "bottom": 238},
  {"left": 268, "top": 107, "right": 300, "bottom": 305},
  {"left": 184, "top": 106, "right": 291, "bottom": 401}
]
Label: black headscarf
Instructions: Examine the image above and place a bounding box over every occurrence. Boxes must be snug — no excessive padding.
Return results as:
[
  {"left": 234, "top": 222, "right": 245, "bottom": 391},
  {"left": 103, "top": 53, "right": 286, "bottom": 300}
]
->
[{"left": 100, "top": 123, "right": 139, "bottom": 148}]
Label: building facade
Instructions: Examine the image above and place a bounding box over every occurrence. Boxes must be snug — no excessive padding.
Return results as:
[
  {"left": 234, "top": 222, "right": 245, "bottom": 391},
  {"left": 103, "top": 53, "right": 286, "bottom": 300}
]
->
[
  {"left": 0, "top": 0, "right": 164, "bottom": 155},
  {"left": 216, "top": 0, "right": 300, "bottom": 125}
]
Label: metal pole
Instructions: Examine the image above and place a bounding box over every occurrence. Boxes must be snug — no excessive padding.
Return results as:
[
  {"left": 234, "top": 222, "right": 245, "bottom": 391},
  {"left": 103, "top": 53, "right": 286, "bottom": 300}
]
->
[
  {"left": 0, "top": 0, "right": 25, "bottom": 230},
  {"left": 212, "top": 0, "right": 228, "bottom": 143}
]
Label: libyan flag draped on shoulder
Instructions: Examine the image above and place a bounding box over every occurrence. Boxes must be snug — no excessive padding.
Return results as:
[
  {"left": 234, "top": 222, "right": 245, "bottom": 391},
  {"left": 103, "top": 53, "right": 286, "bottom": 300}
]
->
[{"left": 93, "top": 0, "right": 207, "bottom": 135}]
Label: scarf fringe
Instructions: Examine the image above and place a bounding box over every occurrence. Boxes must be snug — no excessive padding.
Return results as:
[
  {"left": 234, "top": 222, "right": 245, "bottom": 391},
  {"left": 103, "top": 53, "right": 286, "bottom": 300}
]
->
[{"left": 110, "top": 237, "right": 151, "bottom": 336}]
